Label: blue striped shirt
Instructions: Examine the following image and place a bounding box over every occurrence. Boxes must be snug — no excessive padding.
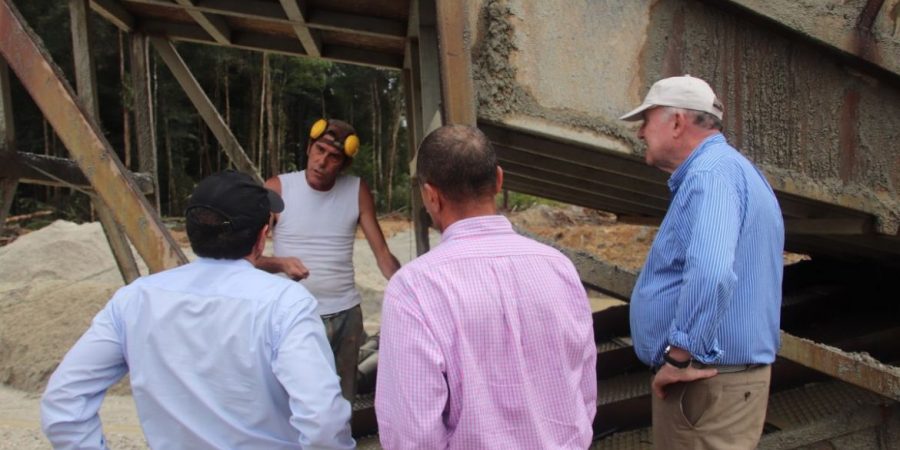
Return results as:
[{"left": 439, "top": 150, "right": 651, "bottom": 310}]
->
[{"left": 630, "top": 133, "right": 784, "bottom": 367}]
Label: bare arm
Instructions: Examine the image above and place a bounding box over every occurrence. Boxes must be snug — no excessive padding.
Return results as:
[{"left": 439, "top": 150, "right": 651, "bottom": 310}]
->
[
  {"left": 358, "top": 179, "right": 401, "bottom": 280},
  {"left": 256, "top": 176, "right": 310, "bottom": 280}
]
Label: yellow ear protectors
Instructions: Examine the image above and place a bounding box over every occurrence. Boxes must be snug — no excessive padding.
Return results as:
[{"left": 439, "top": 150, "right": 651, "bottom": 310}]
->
[{"left": 309, "top": 119, "right": 360, "bottom": 158}]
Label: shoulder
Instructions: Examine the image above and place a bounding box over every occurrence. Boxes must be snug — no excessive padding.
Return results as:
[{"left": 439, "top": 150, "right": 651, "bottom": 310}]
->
[
  {"left": 515, "top": 233, "right": 580, "bottom": 270},
  {"left": 691, "top": 138, "right": 755, "bottom": 178},
  {"left": 339, "top": 174, "right": 362, "bottom": 189},
  {"left": 264, "top": 175, "right": 282, "bottom": 195}
]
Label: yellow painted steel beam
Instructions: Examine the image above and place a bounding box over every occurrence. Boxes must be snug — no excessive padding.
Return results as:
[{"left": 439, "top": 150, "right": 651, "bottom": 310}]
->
[{"left": 0, "top": 0, "right": 187, "bottom": 271}]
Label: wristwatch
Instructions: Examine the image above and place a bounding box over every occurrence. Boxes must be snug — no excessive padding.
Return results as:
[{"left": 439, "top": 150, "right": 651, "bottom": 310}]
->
[{"left": 663, "top": 345, "right": 691, "bottom": 369}]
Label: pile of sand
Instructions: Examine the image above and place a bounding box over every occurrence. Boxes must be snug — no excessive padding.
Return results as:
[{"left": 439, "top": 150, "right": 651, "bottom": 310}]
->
[
  {"left": 0, "top": 221, "right": 142, "bottom": 393},
  {"left": 509, "top": 204, "right": 656, "bottom": 272}
]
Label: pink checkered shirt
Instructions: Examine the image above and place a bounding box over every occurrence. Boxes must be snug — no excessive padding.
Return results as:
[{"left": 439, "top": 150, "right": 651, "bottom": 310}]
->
[{"left": 376, "top": 215, "right": 597, "bottom": 449}]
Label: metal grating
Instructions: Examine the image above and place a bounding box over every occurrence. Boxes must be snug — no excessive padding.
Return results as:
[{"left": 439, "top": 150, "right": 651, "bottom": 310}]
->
[{"left": 766, "top": 381, "right": 891, "bottom": 429}]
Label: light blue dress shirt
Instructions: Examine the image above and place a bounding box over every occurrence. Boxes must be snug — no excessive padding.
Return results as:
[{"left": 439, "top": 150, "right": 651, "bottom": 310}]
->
[
  {"left": 41, "top": 258, "right": 355, "bottom": 450},
  {"left": 630, "top": 133, "right": 784, "bottom": 368}
]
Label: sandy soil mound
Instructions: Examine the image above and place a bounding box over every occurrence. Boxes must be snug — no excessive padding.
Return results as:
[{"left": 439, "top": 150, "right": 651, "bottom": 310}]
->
[
  {"left": 0, "top": 221, "right": 144, "bottom": 393},
  {"left": 509, "top": 204, "right": 655, "bottom": 272}
]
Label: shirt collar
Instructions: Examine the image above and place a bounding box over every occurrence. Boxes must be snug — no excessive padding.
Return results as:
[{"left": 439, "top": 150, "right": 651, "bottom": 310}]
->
[
  {"left": 667, "top": 133, "right": 725, "bottom": 193},
  {"left": 193, "top": 257, "right": 255, "bottom": 269},
  {"left": 441, "top": 215, "right": 514, "bottom": 243}
]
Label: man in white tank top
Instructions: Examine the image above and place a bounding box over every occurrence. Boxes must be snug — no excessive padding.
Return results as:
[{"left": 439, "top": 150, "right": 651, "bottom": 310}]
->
[{"left": 256, "top": 119, "right": 401, "bottom": 402}]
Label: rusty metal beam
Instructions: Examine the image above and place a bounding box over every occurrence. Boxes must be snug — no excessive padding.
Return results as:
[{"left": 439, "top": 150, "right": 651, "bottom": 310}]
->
[
  {"left": 125, "top": 0, "right": 406, "bottom": 41},
  {"left": 779, "top": 331, "right": 900, "bottom": 401},
  {"left": 307, "top": 10, "right": 405, "bottom": 40},
  {"left": 784, "top": 217, "right": 875, "bottom": 235},
  {"left": 409, "top": 0, "right": 443, "bottom": 256},
  {"left": 416, "top": 0, "right": 443, "bottom": 134},
  {"left": 403, "top": 61, "right": 431, "bottom": 256},
  {"left": 174, "top": 0, "right": 231, "bottom": 45},
  {"left": 320, "top": 44, "right": 403, "bottom": 70},
  {"left": 719, "top": 0, "right": 900, "bottom": 79},
  {"left": 149, "top": 37, "right": 262, "bottom": 183},
  {"left": 132, "top": 0, "right": 287, "bottom": 22},
  {"left": 0, "top": 152, "right": 155, "bottom": 194},
  {"left": 139, "top": 19, "right": 403, "bottom": 69},
  {"left": 278, "top": 0, "right": 321, "bottom": 57},
  {"left": 69, "top": 0, "right": 101, "bottom": 119},
  {"left": 435, "top": 0, "right": 475, "bottom": 125},
  {"left": 131, "top": 33, "right": 160, "bottom": 210},
  {"left": 0, "top": 0, "right": 187, "bottom": 271},
  {"left": 90, "top": 0, "right": 134, "bottom": 32},
  {"left": 70, "top": 0, "right": 142, "bottom": 283},
  {"left": 0, "top": 56, "right": 16, "bottom": 231}
]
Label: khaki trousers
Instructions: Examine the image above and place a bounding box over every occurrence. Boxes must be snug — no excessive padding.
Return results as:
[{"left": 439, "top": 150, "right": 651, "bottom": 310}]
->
[
  {"left": 321, "top": 305, "right": 363, "bottom": 402},
  {"left": 651, "top": 365, "right": 771, "bottom": 450}
]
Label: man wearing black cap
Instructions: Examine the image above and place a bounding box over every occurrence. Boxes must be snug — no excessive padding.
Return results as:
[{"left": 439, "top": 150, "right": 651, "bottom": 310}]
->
[
  {"left": 257, "top": 119, "right": 401, "bottom": 402},
  {"left": 41, "top": 171, "right": 355, "bottom": 449}
]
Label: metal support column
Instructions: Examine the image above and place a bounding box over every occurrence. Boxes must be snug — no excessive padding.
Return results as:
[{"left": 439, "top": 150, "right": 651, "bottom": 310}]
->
[
  {"left": 131, "top": 32, "right": 160, "bottom": 211},
  {"left": 69, "top": 0, "right": 141, "bottom": 282},
  {"left": 149, "top": 37, "right": 262, "bottom": 183},
  {"left": 0, "top": 57, "right": 16, "bottom": 232},
  {"left": 0, "top": 0, "right": 187, "bottom": 272}
]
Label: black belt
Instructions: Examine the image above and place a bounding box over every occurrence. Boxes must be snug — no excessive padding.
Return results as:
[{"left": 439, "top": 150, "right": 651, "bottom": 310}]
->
[{"left": 691, "top": 362, "right": 767, "bottom": 373}]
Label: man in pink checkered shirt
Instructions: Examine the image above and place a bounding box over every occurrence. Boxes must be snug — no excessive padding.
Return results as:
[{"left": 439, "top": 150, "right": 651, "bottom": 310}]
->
[{"left": 375, "top": 125, "right": 597, "bottom": 449}]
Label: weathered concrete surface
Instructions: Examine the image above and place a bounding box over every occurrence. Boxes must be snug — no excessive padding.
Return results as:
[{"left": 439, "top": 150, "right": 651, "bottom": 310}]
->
[
  {"left": 719, "top": 0, "right": 900, "bottom": 79},
  {"left": 470, "top": 0, "right": 900, "bottom": 233}
]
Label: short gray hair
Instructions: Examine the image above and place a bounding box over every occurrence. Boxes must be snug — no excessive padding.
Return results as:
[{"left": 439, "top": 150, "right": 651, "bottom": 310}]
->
[{"left": 662, "top": 107, "right": 723, "bottom": 131}]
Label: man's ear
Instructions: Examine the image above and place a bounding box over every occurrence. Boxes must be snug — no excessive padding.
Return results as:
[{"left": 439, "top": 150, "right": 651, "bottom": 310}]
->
[
  {"left": 422, "top": 182, "right": 442, "bottom": 211},
  {"left": 254, "top": 224, "right": 268, "bottom": 257},
  {"left": 495, "top": 166, "right": 504, "bottom": 194},
  {"left": 671, "top": 110, "right": 687, "bottom": 138}
]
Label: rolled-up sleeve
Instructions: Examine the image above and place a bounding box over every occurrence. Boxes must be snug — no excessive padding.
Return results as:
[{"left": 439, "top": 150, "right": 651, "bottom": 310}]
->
[
  {"left": 376, "top": 276, "right": 449, "bottom": 450},
  {"left": 668, "top": 171, "right": 741, "bottom": 363},
  {"left": 41, "top": 300, "right": 128, "bottom": 450}
]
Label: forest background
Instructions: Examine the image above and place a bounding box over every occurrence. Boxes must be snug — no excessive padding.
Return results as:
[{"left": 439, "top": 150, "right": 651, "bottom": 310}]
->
[{"left": 7, "top": 0, "right": 414, "bottom": 222}]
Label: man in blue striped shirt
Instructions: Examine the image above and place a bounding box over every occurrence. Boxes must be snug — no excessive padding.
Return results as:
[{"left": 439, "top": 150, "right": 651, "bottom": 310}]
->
[{"left": 621, "top": 75, "right": 784, "bottom": 449}]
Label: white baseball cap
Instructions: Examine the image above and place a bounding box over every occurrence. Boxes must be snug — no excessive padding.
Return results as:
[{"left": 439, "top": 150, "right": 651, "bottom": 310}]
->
[{"left": 619, "top": 75, "right": 724, "bottom": 121}]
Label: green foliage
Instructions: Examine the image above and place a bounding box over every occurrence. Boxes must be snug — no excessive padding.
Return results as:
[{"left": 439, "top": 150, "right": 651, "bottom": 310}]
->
[
  {"left": 497, "top": 191, "right": 563, "bottom": 212},
  {"left": 7, "top": 0, "right": 412, "bottom": 221}
]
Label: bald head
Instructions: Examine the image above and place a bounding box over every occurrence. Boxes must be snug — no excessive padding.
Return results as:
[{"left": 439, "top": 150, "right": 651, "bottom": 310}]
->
[{"left": 416, "top": 125, "right": 498, "bottom": 203}]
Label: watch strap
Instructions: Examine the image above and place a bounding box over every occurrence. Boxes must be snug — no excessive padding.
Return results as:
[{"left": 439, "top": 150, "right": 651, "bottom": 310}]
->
[{"left": 663, "top": 349, "right": 691, "bottom": 369}]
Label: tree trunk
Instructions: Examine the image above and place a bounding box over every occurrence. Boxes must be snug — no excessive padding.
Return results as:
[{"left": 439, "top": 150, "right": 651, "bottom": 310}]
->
[
  {"left": 257, "top": 53, "right": 268, "bottom": 171},
  {"left": 265, "top": 56, "right": 276, "bottom": 179},
  {"left": 199, "top": 116, "right": 211, "bottom": 176},
  {"left": 387, "top": 105, "right": 402, "bottom": 210},
  {"left": 164, "top": 115, "right": 174, "bottom": 216},
  {"left": 371, "top": 78, "right": 381, "bottom": 194},
  {"left": 118, "top": 29, "right": 131, "bottom": 170},
  {"left": 221, "top": 67, "right": 230, "bottom": 172},
  {"left": 42, "top": 118, "right": 50, "bottom": 202}
]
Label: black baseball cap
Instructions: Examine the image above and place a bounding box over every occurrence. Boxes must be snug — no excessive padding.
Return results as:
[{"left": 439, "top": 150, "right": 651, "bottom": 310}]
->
[{"left": 186, "top": 170, "right": 284, "bottom": 231}]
